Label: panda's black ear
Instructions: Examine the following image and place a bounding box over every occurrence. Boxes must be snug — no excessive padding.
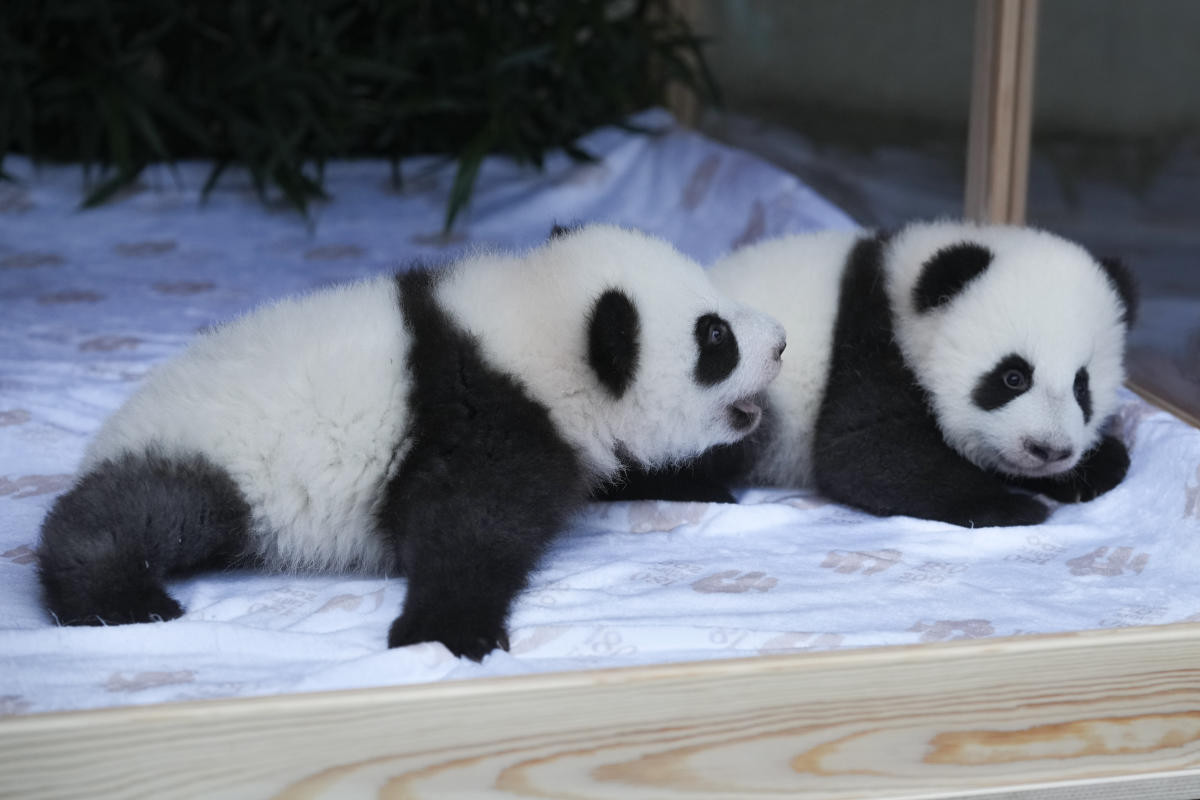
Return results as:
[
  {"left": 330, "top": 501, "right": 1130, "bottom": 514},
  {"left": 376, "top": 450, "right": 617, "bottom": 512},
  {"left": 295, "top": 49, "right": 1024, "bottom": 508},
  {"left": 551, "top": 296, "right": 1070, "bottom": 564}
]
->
[
  {"left": 1097, "top": 256, "right": 1139, "bottom": 327},
  {"left": 587, "top": 289, "right": 640, "bottom": 398},
  {"left": 913, "top": 242, "right": 994, "bottom": 312}
]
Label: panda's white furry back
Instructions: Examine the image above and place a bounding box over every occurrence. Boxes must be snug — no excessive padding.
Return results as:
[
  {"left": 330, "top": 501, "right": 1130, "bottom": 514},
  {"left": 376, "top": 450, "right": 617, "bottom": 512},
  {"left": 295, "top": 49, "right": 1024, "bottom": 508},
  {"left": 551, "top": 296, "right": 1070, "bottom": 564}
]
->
[
  {"left": 606, "top": 219, "right": 1136, "bottom": 528},
  {"left": 82, "top": 276, "right": 411, "bottom": 572},
  {"left": 38, "top": 224, "right": 786, "bottom": 660}
]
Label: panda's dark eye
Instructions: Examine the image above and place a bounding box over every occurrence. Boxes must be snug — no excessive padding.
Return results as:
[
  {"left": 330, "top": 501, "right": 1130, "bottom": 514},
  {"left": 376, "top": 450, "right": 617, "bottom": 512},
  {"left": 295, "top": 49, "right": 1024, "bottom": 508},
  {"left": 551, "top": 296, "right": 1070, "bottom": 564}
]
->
[
  {"left": 706, "top": 321, "right": 727, "bottom": 347},
  {"left": 1003, "top": 369, "right": 1028, "bottom": 390},
  {"left": 693, "top": 313, "right": 739, "bottom": 385},
  {"left": 973, "top": 353, "right": 1033, "bottom": 410}
]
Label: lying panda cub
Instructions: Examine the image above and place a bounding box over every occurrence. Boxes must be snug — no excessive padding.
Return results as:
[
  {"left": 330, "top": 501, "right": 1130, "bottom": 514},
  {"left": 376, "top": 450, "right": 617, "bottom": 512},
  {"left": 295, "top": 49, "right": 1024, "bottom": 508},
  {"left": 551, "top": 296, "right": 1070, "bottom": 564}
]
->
[
  {"left": 38, "top": 224, "right": 786, "bottom": 660},
  {"left": 601, "top": 221, "right": 1137, "bottom": 528}
]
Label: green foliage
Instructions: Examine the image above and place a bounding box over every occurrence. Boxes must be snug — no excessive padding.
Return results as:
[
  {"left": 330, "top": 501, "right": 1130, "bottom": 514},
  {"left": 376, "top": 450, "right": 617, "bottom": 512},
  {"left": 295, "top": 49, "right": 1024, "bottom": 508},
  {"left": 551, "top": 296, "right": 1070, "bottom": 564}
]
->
[{"left": 0, "top": 0, "right": 715, "bottom": 229}]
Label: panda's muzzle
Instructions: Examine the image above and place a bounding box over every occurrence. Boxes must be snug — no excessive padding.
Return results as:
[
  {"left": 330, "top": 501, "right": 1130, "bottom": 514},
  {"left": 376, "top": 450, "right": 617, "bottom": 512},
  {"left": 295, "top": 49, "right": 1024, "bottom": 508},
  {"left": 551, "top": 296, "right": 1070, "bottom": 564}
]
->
[{"left": 728, "top": 397, "right": 764, "bottom": 433}]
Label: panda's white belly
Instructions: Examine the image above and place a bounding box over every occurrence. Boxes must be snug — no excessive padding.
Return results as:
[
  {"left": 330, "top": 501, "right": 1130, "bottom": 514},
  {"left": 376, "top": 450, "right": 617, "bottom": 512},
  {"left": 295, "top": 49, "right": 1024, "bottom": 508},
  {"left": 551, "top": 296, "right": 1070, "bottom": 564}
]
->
[
  {"left": 84, "top": 275, "right": 413, "bottom": 572},
  {"left": 709, "top": 231, "right": 858, "bottom": 486}
]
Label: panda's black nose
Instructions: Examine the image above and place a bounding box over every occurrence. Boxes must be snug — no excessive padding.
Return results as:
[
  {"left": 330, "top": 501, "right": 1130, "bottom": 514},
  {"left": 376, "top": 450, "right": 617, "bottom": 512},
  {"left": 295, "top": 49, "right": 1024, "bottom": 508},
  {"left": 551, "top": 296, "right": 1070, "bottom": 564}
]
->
[{"left": 1023, "top": 439, "right": 1073, "bottom": 463}]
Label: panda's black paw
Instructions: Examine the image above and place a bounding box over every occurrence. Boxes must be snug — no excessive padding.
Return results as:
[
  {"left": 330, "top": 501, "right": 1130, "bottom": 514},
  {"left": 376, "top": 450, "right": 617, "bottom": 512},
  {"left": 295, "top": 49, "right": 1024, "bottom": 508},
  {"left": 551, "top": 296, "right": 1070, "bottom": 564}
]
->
[
  {"left": 50, "top": 582, "right": 184, "bottom": 627},
  {"left": 1070, "top": 435, "right": 1130, "bottom": 501},
  {"left": 593, "top": 473, "right": 738, "bottom": 504},
  {"left": 965, "top": 493, "right": 1050, "bottom": 528},
  {"left": 1022, "top": 435, "right": 1131, "bottom": 503},
  {"left": 387, "top": 611, "right": 510, "bottom": 662}
]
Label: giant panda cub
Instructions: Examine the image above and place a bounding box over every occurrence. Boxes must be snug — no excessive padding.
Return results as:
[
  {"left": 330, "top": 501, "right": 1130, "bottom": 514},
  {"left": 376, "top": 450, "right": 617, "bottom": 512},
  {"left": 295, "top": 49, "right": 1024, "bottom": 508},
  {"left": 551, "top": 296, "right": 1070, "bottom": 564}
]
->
[
  {"left": 602, "top": 221, "right": 1137, "bottom": 528},
  {"left": 38, "top": 224, "right": 787, "bottom": 660}
]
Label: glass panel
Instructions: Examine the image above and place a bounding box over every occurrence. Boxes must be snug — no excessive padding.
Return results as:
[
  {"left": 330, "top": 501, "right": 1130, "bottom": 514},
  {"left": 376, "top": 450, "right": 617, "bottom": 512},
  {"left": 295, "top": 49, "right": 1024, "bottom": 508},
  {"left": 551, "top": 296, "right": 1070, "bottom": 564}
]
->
[{"left": 1025, "top": 0, "right": 1200, "bottom": 423}]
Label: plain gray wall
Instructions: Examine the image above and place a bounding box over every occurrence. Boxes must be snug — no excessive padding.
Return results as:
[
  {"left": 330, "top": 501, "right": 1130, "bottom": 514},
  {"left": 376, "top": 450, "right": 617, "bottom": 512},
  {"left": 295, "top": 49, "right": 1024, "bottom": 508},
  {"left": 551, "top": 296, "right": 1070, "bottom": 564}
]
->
[{"left": 699, "top": 0, "right": 1200, "bottom": 140}]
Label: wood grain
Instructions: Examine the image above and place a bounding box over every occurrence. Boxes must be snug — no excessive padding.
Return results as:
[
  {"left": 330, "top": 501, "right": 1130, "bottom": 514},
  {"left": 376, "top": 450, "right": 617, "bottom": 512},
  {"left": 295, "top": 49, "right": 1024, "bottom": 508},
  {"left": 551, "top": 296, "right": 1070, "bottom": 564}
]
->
[{"left": 3, "top": 623, "right": 1200, "bottom": 799}]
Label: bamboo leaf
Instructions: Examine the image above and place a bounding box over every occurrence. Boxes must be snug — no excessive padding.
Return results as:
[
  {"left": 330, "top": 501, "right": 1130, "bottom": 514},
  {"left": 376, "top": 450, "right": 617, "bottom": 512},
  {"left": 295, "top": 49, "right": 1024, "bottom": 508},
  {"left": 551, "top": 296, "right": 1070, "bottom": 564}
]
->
[
  {"left": 444, "top": 128, "right": 493, "bottom": 232},
  {"left": 199, "top": 158, "right": 230, "bottom": 201},
  {"left": 5, "top": 0, "right": 718, "bottom": 223},
  {"left": 81, "top": 166, "right": 141, "bottom": 208}
]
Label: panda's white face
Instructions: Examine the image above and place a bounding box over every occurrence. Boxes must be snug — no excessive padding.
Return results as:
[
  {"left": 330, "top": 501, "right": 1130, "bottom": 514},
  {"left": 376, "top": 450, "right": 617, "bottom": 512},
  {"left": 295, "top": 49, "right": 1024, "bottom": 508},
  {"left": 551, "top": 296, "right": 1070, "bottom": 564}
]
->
[
  {"left": 604, "top": 279, "right": 788, "bottom": 468},
  {"left": 437, "top": 225, "right": 787, "bottom": 475},
  {"left": 888, "top": 224, "right": 1133, "bottom": 479},
  {"left": 566, "top": 227, "right": 788, "bottom": 470}
]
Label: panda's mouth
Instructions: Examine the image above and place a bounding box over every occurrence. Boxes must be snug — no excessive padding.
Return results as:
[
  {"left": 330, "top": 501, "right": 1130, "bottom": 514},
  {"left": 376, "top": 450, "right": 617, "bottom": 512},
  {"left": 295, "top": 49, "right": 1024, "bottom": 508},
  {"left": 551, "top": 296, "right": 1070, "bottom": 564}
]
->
[
  {"left": 996, "top": 454, "right": 1075, "bottom": 478},
  {"left": 728, "top": 397, "right": 763, "bottom": 433}
]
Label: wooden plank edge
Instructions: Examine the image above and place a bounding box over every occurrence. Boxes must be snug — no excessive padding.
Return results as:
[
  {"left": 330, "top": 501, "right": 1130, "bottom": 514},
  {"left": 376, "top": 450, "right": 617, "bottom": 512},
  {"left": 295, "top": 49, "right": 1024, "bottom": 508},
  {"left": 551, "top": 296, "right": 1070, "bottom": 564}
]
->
[
  {"left": 1127, "top": 379, "right": 1200, "bottom": 430},
  {"left": 3, "top": 622, "right": 1200, "bottom": 798}
]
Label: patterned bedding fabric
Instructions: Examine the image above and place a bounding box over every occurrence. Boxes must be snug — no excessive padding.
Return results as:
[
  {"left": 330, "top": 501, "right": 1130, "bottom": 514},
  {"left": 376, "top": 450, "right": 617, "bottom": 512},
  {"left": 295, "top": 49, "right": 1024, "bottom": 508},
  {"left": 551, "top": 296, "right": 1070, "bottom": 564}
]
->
[{"left": 2, "top": 110, "right": 1198, "bottom": 716}]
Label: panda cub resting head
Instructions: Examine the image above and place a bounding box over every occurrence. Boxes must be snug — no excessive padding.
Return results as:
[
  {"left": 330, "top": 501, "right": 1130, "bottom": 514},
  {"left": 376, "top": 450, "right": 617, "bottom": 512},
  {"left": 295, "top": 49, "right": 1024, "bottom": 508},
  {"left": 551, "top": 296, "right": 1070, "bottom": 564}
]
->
[
  {"left": 601, "top": 220, "right": 1137, "bottom": 528},
  {"left": 37, "top": 224, "right": 787, "bottom": 660}
]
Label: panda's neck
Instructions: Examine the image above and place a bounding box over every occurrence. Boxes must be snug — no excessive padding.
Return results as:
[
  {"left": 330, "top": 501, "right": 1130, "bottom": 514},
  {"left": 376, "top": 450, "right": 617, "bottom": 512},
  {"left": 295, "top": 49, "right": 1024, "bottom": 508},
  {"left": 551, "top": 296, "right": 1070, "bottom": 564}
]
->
[
  {"left": 431, "top": 256, "right": 623, "bottom": 479},
  {"left": 882, "top": 243, "right": 943, "bottom": 399}
]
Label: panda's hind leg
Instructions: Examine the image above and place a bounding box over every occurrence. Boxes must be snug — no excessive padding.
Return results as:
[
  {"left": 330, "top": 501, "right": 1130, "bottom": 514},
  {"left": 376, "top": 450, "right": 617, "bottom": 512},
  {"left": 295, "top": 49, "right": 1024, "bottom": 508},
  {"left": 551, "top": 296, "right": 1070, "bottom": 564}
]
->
[{"left": 37, "top": 450, "right": 252, "bottom": 626}]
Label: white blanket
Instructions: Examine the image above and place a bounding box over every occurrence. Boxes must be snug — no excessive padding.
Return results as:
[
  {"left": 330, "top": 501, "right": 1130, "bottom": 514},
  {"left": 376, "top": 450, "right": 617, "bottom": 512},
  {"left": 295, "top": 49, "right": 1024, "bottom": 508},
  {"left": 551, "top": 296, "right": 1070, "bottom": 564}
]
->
[{"left": 2, "top": 110, "right": 1197, "bottom": 716}]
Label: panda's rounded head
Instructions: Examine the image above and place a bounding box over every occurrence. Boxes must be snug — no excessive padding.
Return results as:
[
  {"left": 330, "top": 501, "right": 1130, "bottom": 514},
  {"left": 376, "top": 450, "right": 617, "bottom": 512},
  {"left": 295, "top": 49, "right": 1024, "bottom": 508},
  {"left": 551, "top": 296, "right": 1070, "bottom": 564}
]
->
[
  {"left": 886, "top": 221, "right": 1137, "bottom": 479},
  {"left": 446, "top": 224, "right": 787, "bottom": 475},
  {"left": 552, "top": 225, "right": 789, "bottom": 471}
]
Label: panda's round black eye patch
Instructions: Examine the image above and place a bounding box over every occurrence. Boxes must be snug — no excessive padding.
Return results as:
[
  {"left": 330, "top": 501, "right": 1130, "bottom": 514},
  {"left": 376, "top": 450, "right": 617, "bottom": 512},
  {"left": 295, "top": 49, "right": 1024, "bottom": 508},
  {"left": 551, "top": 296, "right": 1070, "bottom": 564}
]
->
[
  {"left": 587, "top": 289, "right": 640, "bottom": 398},
  {"left": 1074, "top": 367, "right": 1092, "bottom": 423},
  {"left": 972, "top": 353, "right": 1034, "bottom": 411},
  {"left": 693, "top": 313, "right": 738, "bottom": 386}
]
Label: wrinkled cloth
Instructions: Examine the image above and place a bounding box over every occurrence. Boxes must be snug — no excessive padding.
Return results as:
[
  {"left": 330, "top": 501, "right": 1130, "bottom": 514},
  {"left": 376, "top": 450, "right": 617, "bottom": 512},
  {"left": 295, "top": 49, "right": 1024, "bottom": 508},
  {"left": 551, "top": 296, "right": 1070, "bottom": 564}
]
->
[{"left": 2, "top": 110, "right": 1197, "bottom": 716}]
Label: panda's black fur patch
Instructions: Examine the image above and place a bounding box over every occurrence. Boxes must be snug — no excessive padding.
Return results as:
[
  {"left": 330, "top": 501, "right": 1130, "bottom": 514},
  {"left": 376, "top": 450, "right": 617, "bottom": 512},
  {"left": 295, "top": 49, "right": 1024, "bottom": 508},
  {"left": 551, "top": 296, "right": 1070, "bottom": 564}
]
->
[
  {"left": 592, "top": 405, "right": 777, "bottom": 505},
  {"left": 37, "top": 450, "right": 252, "bottom": 627},
  {"left": 587, "top": 289, "right": 641, "bottom": 398},
  {"left": 693, "top": 313, "right": 739, "bottom": 385},
  {"left": 913, "top": 242, "right": 994, "bottom": 313},
  {"left": 971, "top": 353, "right": 1034, "bottom": 411},
  {"left": 549, "top": 222, "right": 581, "bottom": 239},
  {"left": 1074, "top": 367, "right": 1093, "bottom": 423},
  {"left": 1097, "top": 256, "right": 1139, "bottom": 327},
  {"left": 379, "top": 268, "right": 588, "bottom": 661},
  {"left": 599, "top": 444, "right": 740, "bottom": 504}
]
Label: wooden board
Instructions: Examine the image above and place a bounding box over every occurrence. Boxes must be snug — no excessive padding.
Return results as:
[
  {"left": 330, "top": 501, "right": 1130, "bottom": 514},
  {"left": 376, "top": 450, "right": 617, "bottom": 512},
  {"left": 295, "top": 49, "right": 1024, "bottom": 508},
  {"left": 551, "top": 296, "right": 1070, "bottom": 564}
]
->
[
  {"left": 965, "top": 0, "right": 1039, "bottom": 224},
  {"left": 3, "top": 622, "right": 1200, "bottom": 799},
  {"left": 1128, "top": 381, "right": 1200, "bottom": 430}
]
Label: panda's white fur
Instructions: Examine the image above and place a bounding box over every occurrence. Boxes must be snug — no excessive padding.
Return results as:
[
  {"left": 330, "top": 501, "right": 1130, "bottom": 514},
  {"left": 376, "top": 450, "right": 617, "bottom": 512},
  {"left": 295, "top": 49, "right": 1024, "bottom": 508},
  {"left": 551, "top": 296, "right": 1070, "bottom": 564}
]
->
[
  {"left": 883, "top": 224, "right": 1127, "bottom": 479},
  {"left": 82, "top": 275, "right": 414, "bottom": 572},
  {"left": 691, "top": 220, "right": 1134, "bottom": 526},
  {"left": 43, "top": 224, "right": 785, "bottom": 657},
  {"left": 706, "top": 230, "right": 852, "bottom": 487}
]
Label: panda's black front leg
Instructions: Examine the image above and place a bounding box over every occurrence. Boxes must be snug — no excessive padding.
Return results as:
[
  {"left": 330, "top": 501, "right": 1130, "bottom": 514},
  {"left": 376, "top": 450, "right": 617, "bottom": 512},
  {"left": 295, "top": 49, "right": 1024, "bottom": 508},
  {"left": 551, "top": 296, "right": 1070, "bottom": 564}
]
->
[
  {"left": 592, "top": 437, "right": 757, "bottom": 504},
  {"left": 1009, "top": 434, "right": 1130, "bottom": 503},
  {"left": 594, "top": 465, "right": 738, "bottom": 504},
  {"left": 380, "top": 441, "right": 586, "bottom": 662},
  {"left": 386, "top": 269, "right": 590, "bottom": 659},
  {"left": 386, "top": 524, "right": 526, "bottom": 661},
  {"left": 376, "top": 385, "right": 589, "bottom": 661},
  {"left": 814, "top": 406, "right": 1050, "bottom": 528}
]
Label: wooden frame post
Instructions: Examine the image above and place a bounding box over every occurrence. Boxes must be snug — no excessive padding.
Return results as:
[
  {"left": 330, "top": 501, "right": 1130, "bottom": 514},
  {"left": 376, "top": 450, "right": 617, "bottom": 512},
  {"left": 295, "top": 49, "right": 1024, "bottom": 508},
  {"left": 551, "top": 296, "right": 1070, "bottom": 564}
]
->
[
  {"left": 665, "top": 0, "right": 704, "bottom": 127},
  {"left": 965, "top": 0, "right": 1039, "bottom": 224}
]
